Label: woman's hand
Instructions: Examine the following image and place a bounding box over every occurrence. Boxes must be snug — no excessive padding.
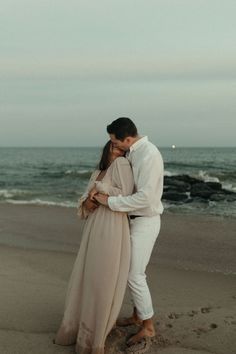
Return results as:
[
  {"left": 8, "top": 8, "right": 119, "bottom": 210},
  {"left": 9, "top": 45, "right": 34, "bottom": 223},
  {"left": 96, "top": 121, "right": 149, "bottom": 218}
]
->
[
  {"left": 89, "top": 186, "right": 98, "bottom": 201},
  {"left": 83, "top": 197, "right": 98, "bottom": 212}
]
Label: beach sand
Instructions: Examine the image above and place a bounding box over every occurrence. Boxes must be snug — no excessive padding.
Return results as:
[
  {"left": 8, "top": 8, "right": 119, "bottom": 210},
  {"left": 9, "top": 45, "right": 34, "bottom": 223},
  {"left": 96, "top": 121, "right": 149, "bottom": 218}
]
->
[{"left": 0, "top": 203, "right": 235, "bottom": 354}]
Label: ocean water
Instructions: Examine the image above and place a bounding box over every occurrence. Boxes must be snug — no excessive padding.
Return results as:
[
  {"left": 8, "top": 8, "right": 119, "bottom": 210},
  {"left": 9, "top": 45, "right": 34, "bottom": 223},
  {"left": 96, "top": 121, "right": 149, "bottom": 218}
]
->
[{"left": 0, "top": 147, "right": 235, "bottom": 217}]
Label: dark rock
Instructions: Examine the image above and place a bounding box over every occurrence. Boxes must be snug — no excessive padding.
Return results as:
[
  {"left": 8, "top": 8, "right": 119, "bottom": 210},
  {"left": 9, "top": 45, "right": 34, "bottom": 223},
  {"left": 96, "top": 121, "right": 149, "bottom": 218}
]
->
[
  {"left": 210, "top": 194, "right": 226, "bottom": 201},
  {"left": 164, "top": 177, "right": 191, "bottom": 191},
  {"left": 185, "top": 197, "right": 194, "bottom": 203},
  {"left": 163, "top": 174, "right": 236, "bottom": 203},
  {"left": 172, "top": 174, "right": 200, "bottom": 185},
  {"left": 164, "top": 185, "right": 189, "bottom": 193},
  {"left": 225, "top": 194, "right": 236, "bottom": 202},
  {"left": 190, "top": 183, "right": 214, "bottom": 199},
  {"left": 163, "top": 191, "right": 189, "bottom": 201},
  {"left": 223, "top": 189, "right": 235, "bottom": 195},
  {"left": 192, "top": 197, "right": 209, "bottom": 203},
  {"left": 206, "top": 182, "right": 222, "bottom": 191}
]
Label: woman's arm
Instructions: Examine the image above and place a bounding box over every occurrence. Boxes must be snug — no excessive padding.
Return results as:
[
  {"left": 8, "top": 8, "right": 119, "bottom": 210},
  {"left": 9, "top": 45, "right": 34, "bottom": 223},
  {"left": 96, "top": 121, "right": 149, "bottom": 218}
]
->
[{"left": 77, "top": 170, "right": 98, "bottom": 219}]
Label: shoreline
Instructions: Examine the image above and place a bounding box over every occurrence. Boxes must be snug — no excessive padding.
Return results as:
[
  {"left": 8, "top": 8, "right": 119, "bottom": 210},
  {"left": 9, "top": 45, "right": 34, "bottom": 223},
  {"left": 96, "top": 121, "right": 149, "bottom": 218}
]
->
[
  {"left": 1, "top": 199, "right": 236, "bottom": 219},
  {"left": 0, "top": 202, "right": 235, "bottom": 274}
]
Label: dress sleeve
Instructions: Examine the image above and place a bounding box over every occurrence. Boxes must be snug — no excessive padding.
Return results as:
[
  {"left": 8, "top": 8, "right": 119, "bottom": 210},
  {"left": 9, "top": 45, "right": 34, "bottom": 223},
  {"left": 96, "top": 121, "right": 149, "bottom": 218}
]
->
[
  {"left": 77, "top": 170, "right": 98, "bottom": 219},
  {"left": 95, "top": 157, "right": 134, "bottom": 197}
]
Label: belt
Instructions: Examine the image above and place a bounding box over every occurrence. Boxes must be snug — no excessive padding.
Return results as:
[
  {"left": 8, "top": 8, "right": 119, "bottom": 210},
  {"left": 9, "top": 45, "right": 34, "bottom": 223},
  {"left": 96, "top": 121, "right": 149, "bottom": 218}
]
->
[{"left": 129, "top": 215, "right": 143, "bottom": 219}]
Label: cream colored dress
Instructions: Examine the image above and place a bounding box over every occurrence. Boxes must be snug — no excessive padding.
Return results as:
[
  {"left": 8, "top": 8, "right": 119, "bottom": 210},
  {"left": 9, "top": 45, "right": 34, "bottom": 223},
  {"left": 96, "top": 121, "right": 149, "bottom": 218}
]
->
[{"left": 55, "top": 157, "right": 134, "bottom": 354}]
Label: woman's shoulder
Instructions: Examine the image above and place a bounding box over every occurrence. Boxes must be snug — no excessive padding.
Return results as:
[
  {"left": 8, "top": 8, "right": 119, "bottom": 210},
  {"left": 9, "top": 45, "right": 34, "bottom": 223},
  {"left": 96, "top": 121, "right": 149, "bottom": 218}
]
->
[{"left": 113, "top": 156, "right": 130, "bottom": 167}]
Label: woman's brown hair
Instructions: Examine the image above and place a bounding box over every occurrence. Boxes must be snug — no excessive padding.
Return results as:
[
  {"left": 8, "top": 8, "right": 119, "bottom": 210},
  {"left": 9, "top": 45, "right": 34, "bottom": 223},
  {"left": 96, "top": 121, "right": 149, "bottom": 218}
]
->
[{"left": 98, "top": 140, "right": 112, "bottom": 171}]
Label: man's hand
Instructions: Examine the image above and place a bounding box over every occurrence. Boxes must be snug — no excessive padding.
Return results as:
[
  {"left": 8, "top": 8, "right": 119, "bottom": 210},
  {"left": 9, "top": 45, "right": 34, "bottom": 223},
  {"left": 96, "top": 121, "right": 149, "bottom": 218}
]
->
[
  {"left": 94, "top": 193, "right": 109, "bottom": 206},
  {"left": 83, "top": 197, "right": 99, "bottom": 212}
]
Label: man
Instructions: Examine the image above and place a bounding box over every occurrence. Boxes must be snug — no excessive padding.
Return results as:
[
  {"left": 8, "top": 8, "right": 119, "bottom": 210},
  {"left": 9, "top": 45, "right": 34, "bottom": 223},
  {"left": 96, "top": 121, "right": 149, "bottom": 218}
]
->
[{"left": 94, "top": 117, "right": 164, "bottom": 350}]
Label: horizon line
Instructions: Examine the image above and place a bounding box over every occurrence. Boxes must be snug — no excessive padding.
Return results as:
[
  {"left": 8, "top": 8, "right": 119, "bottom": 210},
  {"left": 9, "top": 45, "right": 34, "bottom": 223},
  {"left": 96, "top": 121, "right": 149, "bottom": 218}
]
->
[{"left": 0, "top": 145, "right": 235, "bottom": 149}]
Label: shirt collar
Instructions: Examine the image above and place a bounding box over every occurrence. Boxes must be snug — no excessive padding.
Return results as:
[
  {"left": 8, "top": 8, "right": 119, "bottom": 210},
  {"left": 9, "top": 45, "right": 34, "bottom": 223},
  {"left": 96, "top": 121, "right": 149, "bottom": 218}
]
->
[{"left": 129, "top": 136, "right": 148, "bottom": 152}]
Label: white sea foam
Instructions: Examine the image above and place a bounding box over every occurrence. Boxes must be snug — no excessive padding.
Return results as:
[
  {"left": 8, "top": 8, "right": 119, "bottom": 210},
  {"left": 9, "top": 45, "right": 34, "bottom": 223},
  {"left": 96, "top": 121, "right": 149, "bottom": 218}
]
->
[
  {"left": 0, "top": 189, "right": 13, "bottom": 198},
  {"left": 4, "top": 199, "right": 76, "bottom": 208},
  {"left": 65, "top": 169, "right": 91, "bottom": 175},
  {"left": 222, "top": 182, "right": 236, "bottom": 192},
  {"left": 0, "top": 189, "right": 31, "bottom": 198},
  {"left": 164, "top": 170, "right": 178, "bottom": 177},
  {"left": 197, "top": 170, "right": 220, "bottom": 183}
]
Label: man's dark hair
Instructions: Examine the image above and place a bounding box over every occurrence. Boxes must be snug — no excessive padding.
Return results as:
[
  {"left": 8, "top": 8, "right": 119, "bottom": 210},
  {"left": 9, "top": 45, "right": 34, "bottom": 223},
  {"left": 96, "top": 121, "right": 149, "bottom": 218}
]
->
[{"left": 107, "top": 117, "right": 138, "bottom": 141}]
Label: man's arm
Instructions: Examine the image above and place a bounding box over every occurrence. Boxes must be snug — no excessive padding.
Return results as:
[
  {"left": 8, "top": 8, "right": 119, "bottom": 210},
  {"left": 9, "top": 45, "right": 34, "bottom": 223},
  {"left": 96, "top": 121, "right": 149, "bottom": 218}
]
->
[
  {"left": 94, "top": 193, "right": 109, "bottom": 206},
  {"left": 107, "top": 153, "right": 163, "bottom": 212}
]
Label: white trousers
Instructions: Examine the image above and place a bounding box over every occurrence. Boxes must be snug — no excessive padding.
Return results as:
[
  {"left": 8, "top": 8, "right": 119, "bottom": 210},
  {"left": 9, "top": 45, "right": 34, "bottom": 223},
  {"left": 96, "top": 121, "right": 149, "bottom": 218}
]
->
[{"left": 128, "top": 215, "right": 161, "bottom": 320}]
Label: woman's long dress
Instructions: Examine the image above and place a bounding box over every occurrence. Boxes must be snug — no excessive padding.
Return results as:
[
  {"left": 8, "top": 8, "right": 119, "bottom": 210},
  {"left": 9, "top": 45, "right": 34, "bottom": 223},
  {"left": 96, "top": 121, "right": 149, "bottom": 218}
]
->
[{"left": 54, "top": 156, "right": 134, "bottom": 354}]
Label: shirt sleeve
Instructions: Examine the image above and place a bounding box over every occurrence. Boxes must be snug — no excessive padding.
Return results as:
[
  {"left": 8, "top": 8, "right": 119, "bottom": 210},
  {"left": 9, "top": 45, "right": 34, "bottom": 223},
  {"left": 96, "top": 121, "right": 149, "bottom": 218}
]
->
[
  {"left": 77, "top": 170, "right": 97, "bottom": 219},
  {"left": 108, "top": 153, "right": 163, "bottom": 212},
  {"left": 95, "top": 157, "right": 134, "bottom": 197}
]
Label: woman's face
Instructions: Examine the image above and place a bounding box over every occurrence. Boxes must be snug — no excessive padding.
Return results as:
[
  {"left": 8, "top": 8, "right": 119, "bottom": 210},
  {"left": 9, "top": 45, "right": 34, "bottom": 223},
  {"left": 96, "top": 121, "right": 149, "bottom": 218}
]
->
[{"left": 110, "top": 146, "right": 125, "bottom": 160}]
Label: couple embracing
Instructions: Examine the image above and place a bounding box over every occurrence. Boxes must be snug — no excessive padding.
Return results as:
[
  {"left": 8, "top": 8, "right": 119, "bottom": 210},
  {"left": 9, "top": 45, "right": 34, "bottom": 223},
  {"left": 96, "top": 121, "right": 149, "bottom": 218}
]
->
[{"left": 54, "top": 117, "right": 164, "bottom": 354}]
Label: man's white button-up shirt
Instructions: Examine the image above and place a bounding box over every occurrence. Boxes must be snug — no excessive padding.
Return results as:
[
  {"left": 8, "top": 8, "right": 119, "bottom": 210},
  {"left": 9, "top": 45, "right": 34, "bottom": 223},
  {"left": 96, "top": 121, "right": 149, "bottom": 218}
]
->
[{"left": 108, "top": 136, "right": 164, "bottom": 216}]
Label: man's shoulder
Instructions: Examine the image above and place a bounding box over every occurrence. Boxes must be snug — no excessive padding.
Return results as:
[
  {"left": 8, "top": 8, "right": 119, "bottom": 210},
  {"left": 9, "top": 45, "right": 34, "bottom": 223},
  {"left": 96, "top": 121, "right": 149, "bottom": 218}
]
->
[{"left": 143, "top": 140, "right": 162, "bottom": 157}]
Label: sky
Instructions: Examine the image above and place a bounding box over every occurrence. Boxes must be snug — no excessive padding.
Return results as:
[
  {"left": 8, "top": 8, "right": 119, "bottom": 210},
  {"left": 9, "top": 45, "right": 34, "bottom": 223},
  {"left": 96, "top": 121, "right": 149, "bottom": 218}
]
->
[{"left": 0, "top": 0, "right": 235, "bottom": 147}]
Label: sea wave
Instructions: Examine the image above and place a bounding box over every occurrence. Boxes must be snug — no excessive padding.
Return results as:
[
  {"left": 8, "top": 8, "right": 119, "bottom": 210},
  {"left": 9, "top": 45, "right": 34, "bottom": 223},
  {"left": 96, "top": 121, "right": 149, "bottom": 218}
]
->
[
  {"left": 3, "top": 199, "right": 77, "bottom": 208},
  {"left": 222, "top": 183, "right": 236, "bottom": 193},
  {"left": 165, "top": 161, "right": 235, "bottom": 171},
  {"left": 164, "top": 170, "right": 178, "bottom": 177},
  {"left": 197, "top": 170, "right": 220, "bottom": 183},
  {"left": 65, "top": 169, "right": 93, "bottom": 178},
  {"left": 0, "top": 189, "right": 32, "bottom": 198},
  {"left": 39, "top": 169, "right": 93, "bottom": 179}
]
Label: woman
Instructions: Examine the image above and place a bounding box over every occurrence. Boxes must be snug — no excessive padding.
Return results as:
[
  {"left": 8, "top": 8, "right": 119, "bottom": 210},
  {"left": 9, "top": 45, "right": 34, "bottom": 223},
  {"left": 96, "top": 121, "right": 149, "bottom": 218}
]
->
[{"left": 54, "top": 141, "right": 134, "bottom": 354}]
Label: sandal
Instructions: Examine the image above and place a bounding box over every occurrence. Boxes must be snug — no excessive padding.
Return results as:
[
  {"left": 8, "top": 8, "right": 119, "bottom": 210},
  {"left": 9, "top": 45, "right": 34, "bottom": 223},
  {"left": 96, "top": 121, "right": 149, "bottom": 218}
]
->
[{"left": 125, "top": 336, "right": 155, "bottom": 354}]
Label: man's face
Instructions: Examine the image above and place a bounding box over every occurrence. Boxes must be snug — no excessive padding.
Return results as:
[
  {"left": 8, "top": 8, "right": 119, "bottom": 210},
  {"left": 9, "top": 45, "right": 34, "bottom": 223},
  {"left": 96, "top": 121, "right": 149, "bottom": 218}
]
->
[{"left": 109, "top": 134, "right": 131, "bottom": 151}]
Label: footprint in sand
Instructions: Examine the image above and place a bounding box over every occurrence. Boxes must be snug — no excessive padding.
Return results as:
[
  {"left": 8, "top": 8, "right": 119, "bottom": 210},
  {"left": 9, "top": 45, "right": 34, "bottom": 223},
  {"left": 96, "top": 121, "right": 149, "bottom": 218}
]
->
[
  {"left": 187, "top": 310, "right": 198, "bottom": 317},
  {"left": 225, "top": 315, "right": 234, "bottom": 319},
  {"left": 193, "top": 327, "right": 209, "bottom": 335},
  {"left": 166, "top": 308, "right": 213, "bottom": 321},
  {"left": 193, "top": 323, "right": 218, "bottom": 336},
  {"left": 209, "top": 323, "right": 218, "bottom": 329},
  {"left": 167, "top": 312, "right": 183, "bottom": 319},
  {"left": 200, "top": 306, "right": 212, "bottom": 314},
  {"left": 168, "top": 308, "right": 212, "bottom": 319},
  {"left": 166, "top": 323, "right": 173, "bottom": 328}
]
